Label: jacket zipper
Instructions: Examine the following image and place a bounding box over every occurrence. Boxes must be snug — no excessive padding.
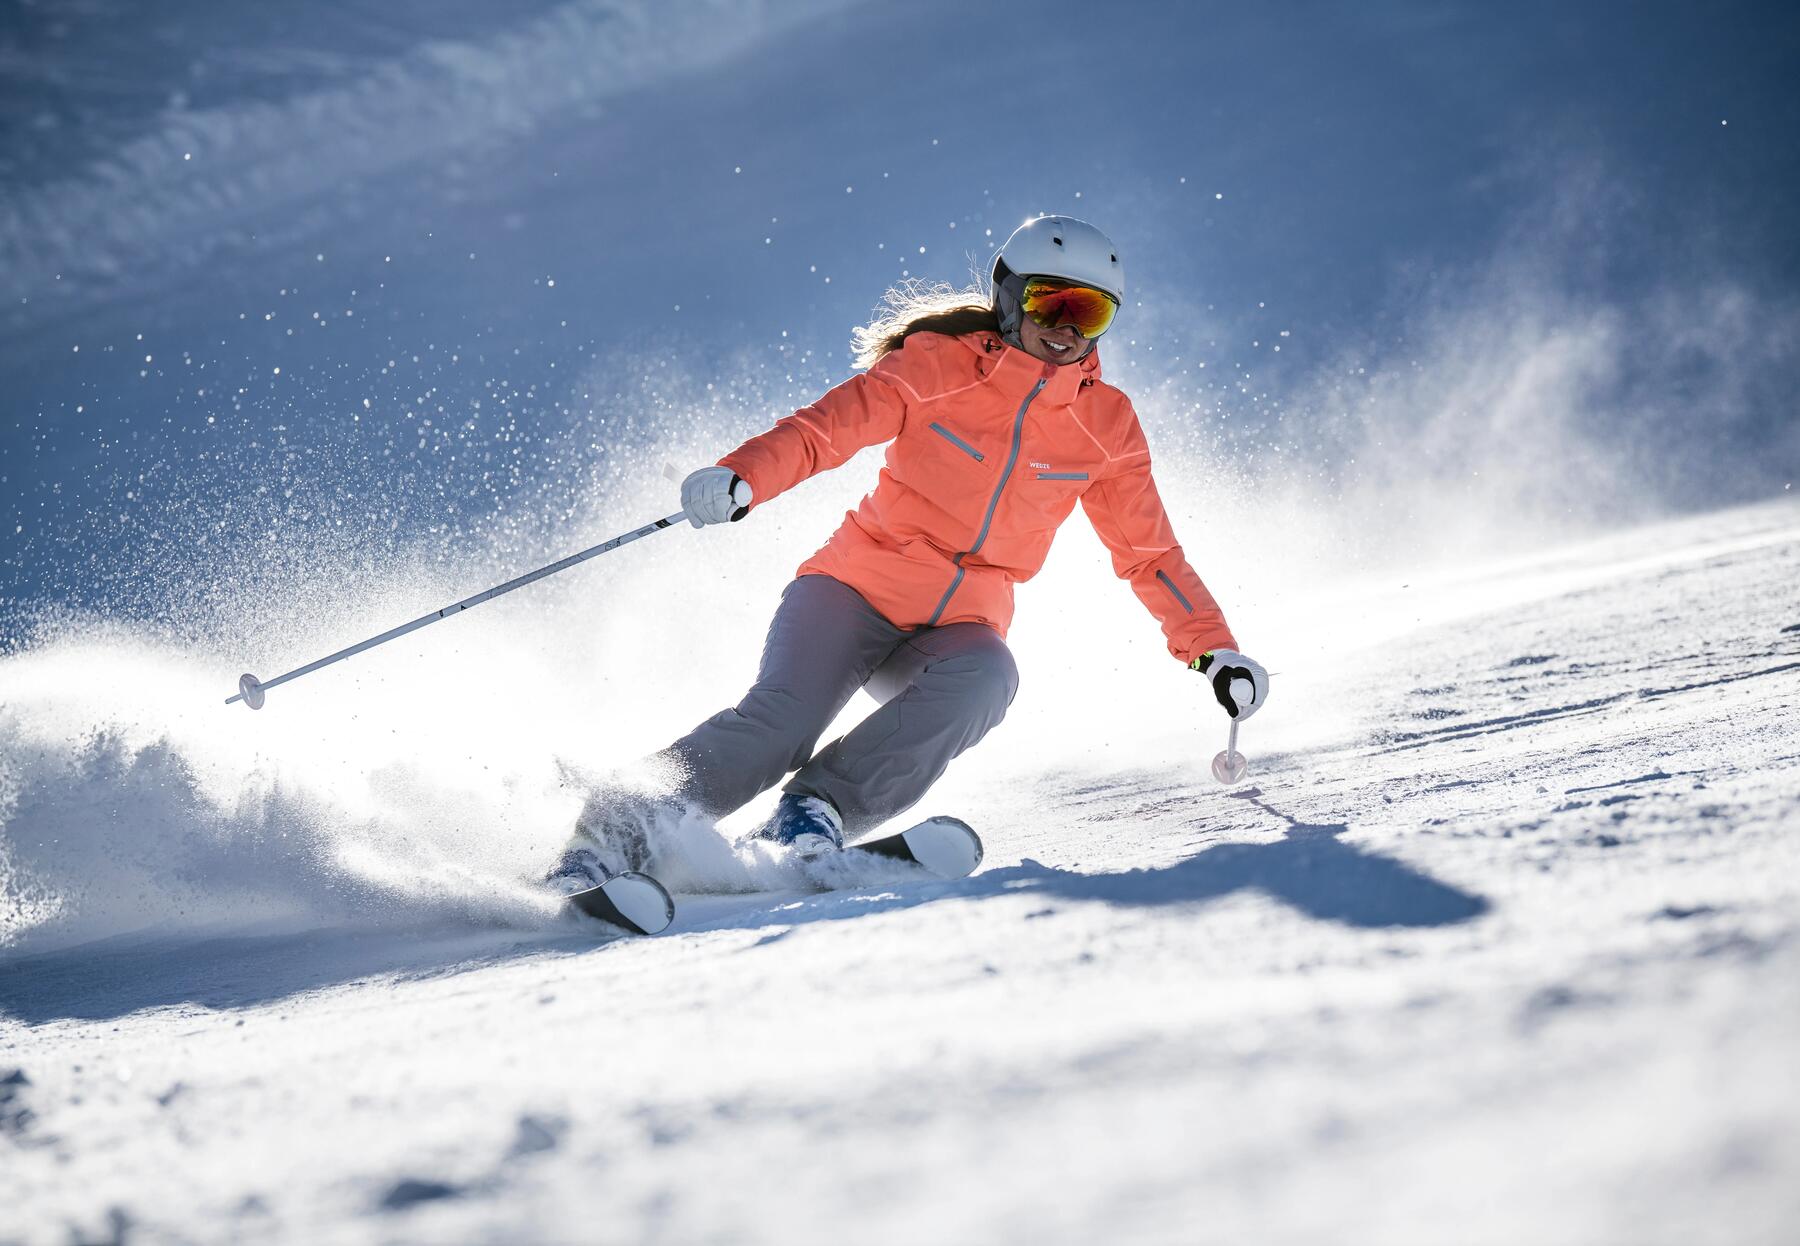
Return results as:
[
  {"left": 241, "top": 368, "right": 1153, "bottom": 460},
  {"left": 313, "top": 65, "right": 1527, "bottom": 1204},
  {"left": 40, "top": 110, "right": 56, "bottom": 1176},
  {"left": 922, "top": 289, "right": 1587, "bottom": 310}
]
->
[
  {"left": 928, "top": 421, "right": 985, "bottom": 462},
  {"left": 1155, "top": 569, "right": 1195, "bottom": 614},
  {"left": 927, "top": 378, "right": 1047, "bottom": 626}
]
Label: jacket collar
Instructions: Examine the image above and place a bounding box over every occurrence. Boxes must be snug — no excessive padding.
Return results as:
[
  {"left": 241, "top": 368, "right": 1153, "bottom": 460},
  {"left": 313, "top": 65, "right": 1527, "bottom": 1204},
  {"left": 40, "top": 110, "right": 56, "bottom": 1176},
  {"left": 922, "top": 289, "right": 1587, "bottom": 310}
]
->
[{"left": 964, "top": 332, "right": 1102, "bottom": 405}]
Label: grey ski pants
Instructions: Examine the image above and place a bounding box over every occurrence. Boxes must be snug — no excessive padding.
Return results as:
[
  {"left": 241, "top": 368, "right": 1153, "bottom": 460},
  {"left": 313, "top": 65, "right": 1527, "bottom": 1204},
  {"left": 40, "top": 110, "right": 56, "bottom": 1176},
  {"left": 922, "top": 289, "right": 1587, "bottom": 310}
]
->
[{"left": 660, "top": 574, "right": 1018, "bottom": 835}]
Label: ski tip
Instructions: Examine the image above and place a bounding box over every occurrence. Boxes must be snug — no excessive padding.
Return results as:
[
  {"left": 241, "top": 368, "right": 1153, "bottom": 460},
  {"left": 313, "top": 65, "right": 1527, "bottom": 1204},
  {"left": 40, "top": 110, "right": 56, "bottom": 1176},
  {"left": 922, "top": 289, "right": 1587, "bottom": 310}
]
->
[
  {"left": 897, "top": 816, "right": 983, "bottom": 880},
  {"left": 569, "top": 870, "right": 676, "bottom": 935}
]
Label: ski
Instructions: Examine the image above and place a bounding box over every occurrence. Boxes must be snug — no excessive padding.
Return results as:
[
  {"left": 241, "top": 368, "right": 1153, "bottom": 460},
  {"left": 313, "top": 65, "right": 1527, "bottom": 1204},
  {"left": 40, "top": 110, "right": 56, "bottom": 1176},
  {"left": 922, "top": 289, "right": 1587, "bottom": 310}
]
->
[
  {"left": 567, "top": 870, "right": 676, "bottom": 935},
  {"left": 842, "top": 816, "right": 984, "bottom": 881}
]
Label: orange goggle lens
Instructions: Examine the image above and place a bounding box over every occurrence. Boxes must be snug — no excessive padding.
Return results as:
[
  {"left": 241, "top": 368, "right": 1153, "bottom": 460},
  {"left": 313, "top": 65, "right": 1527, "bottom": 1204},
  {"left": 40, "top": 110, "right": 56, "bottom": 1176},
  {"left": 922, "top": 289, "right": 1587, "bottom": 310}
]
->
[{"left": 1021, "top": 279, "right": 1119, "bottom": 339}]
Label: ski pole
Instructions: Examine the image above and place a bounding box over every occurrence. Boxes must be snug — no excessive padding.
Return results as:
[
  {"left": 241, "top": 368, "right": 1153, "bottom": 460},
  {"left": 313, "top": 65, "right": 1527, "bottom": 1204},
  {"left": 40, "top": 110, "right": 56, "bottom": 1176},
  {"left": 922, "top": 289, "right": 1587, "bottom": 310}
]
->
[
  {"left": 225, "top": 510, "right": 688, "bottom": 710},
  {"left": 1210, "top": 678, "right": 1253, "bottom": 784}
]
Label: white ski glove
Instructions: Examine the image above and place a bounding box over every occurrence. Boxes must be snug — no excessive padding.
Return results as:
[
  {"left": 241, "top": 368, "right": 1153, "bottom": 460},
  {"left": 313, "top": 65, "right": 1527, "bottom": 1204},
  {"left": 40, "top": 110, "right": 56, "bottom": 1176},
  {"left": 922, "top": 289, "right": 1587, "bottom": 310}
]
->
[
  {"left": 1190, "top": 649, "right": 1269, "bottom": 721},
  {"left": 680, "top": 466, "right": 753, "bottom": 528}
]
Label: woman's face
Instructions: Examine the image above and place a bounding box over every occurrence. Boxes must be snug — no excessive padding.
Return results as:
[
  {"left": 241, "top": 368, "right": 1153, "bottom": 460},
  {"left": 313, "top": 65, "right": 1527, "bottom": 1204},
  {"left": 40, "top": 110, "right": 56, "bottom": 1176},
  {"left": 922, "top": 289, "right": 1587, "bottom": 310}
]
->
[{"left": 1017, "top": 307, "right": 1092, "bottom": 366}]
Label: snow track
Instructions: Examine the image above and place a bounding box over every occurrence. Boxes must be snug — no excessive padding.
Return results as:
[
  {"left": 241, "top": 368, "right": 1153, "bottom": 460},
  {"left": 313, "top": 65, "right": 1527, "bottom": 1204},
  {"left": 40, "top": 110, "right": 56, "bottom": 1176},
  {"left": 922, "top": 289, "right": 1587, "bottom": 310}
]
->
[
  {"left": 0, "top": 0, "right": 864, "bottom": 339},
  {"left": 3, "top": 501, "right": 1797, "bottom": 1243}
]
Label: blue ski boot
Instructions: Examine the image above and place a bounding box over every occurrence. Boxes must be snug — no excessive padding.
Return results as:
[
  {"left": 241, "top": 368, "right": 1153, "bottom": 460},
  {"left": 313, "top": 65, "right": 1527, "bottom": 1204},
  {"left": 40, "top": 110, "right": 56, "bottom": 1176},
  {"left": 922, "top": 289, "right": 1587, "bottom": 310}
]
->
[
  {"left": 543, "top": 843, "right": 612, "bottom": 897},
  {"left": 544, "top": 785, "right": 664, "bottom": 898},
  {"left": 753, "top": 793, "right": 845, "bottom": 856}
]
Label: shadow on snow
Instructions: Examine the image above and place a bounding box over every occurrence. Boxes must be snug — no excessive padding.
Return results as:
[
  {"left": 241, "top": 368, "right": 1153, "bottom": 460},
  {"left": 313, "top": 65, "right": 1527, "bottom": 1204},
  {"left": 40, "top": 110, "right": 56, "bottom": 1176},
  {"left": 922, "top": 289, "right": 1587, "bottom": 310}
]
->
[
  {"left": 0, "top": 789, "right": 1487, "bottom": 1024},
  {"left": 0, "top": 923, "right": 602, "bottom": 1026},
  {"left": 682, "top": 787, "right": 1490, "bottom": 936}
]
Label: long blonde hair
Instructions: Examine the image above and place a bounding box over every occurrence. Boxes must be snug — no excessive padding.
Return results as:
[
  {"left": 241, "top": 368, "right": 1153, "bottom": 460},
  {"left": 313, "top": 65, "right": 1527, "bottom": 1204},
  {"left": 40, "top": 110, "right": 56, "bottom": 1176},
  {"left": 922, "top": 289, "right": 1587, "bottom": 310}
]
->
[{"left": 851, "top": 278, "right": 999, "bottom": 370}]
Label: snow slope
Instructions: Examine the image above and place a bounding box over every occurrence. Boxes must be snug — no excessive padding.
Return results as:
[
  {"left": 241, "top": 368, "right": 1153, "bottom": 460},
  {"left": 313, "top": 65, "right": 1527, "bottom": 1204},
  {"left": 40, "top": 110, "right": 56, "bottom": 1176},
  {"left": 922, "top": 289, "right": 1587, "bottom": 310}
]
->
[
  {"left": 3, "top": 499, "right": 1796, "bottom": 1244},
  {"left": 4, "top": 2, "right": 1798, "bottom": 1241}
]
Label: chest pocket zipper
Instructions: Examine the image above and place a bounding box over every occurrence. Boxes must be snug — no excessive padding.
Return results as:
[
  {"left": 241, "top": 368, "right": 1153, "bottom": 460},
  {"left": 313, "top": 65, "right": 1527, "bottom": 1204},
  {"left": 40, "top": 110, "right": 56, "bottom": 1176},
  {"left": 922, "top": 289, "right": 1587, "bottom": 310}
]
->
[
  {"left": 1034, "top": 471, "right": 1089, "bottom": 481},
  {"left": 928, "top": 422, "right": 985, "bottom": 462},
  {"left": 926, "top": 378, "right": 1047, "bottom": 626}
]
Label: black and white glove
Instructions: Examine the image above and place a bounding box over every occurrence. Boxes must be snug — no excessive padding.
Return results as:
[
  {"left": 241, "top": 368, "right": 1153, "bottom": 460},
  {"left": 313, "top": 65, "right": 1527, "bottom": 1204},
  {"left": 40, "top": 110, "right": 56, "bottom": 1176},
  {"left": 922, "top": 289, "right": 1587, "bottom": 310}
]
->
[
  {"left": 680, "top": 466, "right": 753, "bottom": 528},
  {"left": 1190, "top": 648, "right": 1269, "bottom": 721}
]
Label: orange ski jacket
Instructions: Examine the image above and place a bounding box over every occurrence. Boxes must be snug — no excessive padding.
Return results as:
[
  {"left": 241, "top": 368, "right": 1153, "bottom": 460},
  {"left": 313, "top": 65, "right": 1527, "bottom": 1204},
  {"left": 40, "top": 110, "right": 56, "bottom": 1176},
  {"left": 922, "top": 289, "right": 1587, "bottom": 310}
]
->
[{"left": 719, "top": 330, "right": 1236, "bottom": 665}]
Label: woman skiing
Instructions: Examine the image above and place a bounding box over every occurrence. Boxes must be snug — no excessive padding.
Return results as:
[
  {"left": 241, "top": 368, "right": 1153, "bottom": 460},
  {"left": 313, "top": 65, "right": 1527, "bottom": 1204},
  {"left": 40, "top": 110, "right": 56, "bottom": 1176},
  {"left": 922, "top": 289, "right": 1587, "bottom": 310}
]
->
[{"left": 548, "top": 215, "right": 1268, "bottom": 890}]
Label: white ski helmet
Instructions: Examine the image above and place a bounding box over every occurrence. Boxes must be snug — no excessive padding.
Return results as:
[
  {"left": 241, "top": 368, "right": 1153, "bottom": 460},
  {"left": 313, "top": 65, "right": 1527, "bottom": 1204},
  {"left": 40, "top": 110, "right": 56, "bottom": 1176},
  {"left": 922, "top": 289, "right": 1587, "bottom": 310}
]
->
[{"left": 991, "top": 215, "right": 1123, "bottom": 343}]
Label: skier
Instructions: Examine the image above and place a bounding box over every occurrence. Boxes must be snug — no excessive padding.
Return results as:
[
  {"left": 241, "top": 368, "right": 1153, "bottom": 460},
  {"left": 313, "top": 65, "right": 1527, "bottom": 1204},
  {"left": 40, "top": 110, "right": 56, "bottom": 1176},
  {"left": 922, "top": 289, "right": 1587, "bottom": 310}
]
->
[{"left": 547, "top": 215, "right": 1269, "bottom": 892}]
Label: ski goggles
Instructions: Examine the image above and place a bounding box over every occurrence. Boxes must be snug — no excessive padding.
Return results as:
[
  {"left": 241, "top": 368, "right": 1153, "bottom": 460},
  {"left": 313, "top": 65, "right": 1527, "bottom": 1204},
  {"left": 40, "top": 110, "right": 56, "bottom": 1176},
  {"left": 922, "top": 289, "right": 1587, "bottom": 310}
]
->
[{"left": 1021, "top": 278, "right": 1120, "bottom": 339}]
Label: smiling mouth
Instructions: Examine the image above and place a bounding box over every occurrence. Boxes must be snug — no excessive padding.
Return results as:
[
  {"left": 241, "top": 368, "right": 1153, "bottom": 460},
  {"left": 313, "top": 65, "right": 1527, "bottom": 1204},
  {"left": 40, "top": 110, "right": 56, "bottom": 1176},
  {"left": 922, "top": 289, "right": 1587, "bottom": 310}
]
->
[{"left": 1044, "top": 340, "right": 1073, "bottom": 356}]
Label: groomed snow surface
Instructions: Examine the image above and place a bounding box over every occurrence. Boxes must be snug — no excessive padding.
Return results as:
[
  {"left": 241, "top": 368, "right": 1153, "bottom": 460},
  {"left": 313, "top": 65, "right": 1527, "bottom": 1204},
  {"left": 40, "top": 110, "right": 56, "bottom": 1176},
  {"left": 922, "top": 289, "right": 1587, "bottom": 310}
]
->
[{"left": 3, "top": 500, "right": 1798, "bottom": 1244}]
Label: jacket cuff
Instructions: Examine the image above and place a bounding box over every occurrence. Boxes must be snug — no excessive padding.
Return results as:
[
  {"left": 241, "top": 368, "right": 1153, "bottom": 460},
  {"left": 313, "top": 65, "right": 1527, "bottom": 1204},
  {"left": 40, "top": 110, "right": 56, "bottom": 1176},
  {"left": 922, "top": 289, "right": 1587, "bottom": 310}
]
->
[
  {"left": 1174, "top": 630, "right": 1237, "bottom": 668},
  {"left": 716, "top": 453, "right": 758, "bottom": 512}
]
